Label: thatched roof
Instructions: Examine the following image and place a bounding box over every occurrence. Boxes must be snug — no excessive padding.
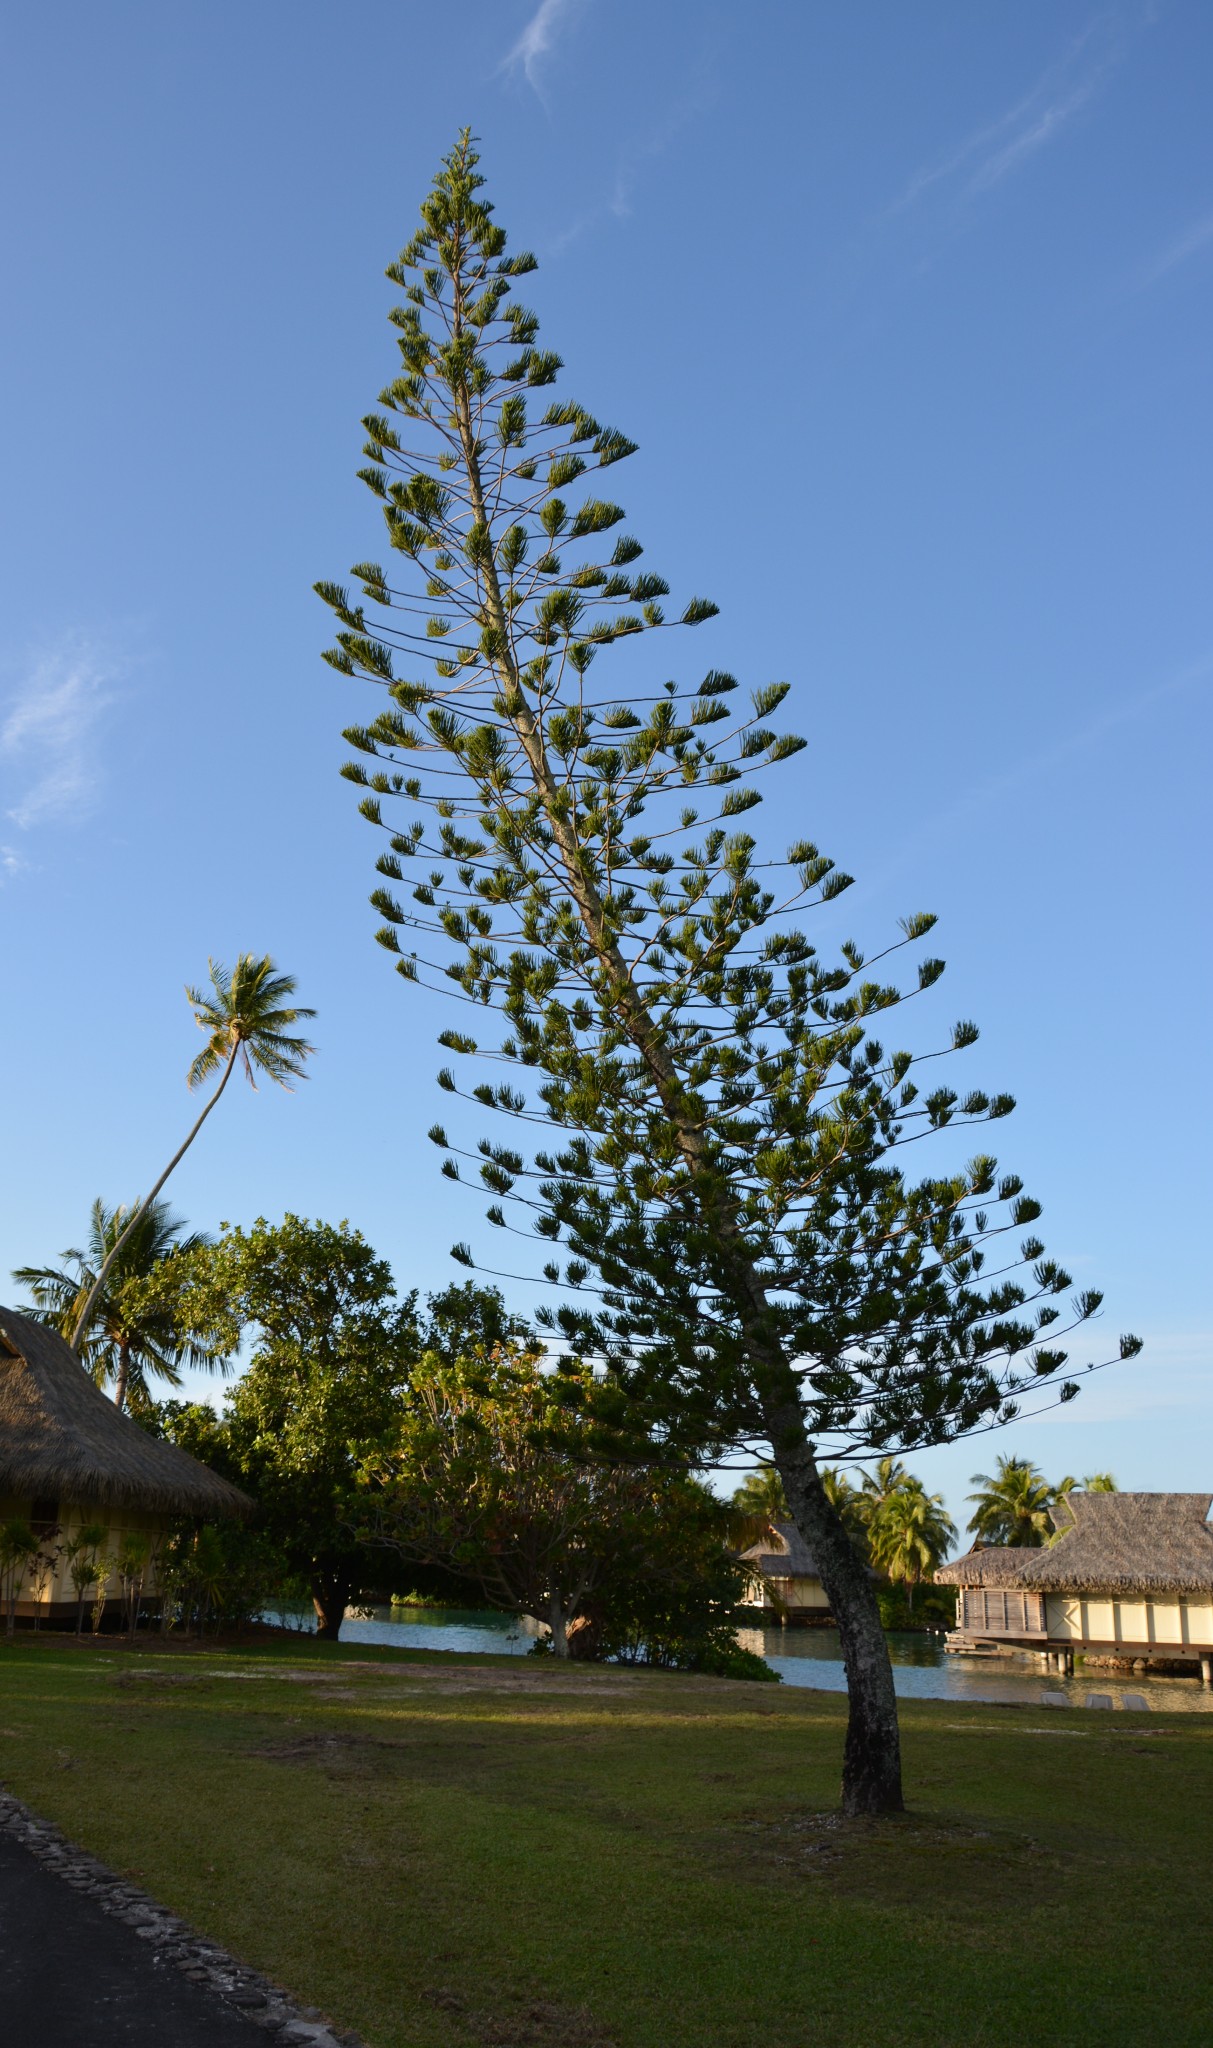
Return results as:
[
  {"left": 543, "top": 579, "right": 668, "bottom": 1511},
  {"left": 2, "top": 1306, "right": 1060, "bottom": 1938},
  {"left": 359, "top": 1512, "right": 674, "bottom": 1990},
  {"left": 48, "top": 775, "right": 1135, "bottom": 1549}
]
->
[
  {"left": 0, "top": 1306, "right": 251, "bottom": 1518},
  {"left": 744, "top": 1521, "right": 822, "bottom": 1579},
  {"left": 935, "top": 1544, "right": 1042, "bottom": 1588},
  {"left": 936, "top": 1493, "right": 1213, "bottom": 1597}
]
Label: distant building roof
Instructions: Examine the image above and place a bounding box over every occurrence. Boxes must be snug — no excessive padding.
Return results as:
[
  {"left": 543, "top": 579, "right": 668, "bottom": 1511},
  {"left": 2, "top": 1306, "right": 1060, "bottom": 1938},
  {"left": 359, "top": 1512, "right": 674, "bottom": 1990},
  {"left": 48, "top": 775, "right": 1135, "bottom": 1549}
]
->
[
  {"left": 742, "top": 1520, "right": 821, "bottom": 1579},
  {"left": 936, "top": 1493, "right": 1213, "bottom": 1597},
  {"left": 0, "top": 1305, "right": 251, "bottom": 1519}
]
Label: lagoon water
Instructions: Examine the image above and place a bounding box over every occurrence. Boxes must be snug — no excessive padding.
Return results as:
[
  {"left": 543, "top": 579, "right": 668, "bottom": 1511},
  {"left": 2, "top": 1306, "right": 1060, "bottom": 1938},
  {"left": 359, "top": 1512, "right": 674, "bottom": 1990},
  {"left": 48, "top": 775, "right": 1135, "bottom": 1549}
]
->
[{"left": 272, "top": 1602, "right": 1213, "bottom": 1712}]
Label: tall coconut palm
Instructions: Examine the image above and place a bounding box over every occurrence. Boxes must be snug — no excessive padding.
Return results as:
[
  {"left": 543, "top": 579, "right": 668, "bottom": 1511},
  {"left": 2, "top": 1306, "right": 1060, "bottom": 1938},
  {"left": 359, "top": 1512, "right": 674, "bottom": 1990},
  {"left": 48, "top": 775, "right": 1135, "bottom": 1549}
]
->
[
  {"left": 69, "top": 955, "right": 316, "bottom": 1352},
  {"left": 15, "top": 1198, "right": 224, "bottom": 1412},
  {"left": 822, "top": 1467, "right": 870, "bottom": 1554},
  {"left": 731, "top": 1469, "right": 790, "bottom": 1523},
  {"left": 733, "top": 1464, "right": 868, "bottom": 1554},
  {"left": 859, "top": 1457, "right": 913, "bottom": 1513},
  {"left": 966, "top": 1456, "right": 1055, "bottom": 1548},
  {"left": 868, "top": 1485, "right": 956, "bottom": 1609}
]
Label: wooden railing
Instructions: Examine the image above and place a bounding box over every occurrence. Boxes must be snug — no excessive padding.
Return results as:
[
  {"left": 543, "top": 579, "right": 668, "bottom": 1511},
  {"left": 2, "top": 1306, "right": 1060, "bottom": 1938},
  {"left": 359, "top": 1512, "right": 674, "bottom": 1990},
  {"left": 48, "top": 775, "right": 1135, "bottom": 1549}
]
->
[{"left": 959, "top": 1588, "right": 1046, "bottom": 1636}]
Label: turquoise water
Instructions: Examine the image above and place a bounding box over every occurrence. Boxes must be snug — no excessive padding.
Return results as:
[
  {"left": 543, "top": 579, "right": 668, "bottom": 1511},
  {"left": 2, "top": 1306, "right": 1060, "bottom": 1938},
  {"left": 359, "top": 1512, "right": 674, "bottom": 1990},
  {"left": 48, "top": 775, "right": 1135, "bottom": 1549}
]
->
[
  {"left": 737, "top": 1624, "right": 1213, "bottom": 1712},
  {"left": 268, "top": 1604, "right": 1213, "bottom": 1711}
]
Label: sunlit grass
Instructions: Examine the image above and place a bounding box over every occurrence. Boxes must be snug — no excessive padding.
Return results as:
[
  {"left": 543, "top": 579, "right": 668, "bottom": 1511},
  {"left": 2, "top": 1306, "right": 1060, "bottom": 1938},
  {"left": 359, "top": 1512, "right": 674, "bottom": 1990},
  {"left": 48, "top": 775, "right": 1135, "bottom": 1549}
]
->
[{"left": 1, "top": 1634, "right": 1209, "bottom": 2047}]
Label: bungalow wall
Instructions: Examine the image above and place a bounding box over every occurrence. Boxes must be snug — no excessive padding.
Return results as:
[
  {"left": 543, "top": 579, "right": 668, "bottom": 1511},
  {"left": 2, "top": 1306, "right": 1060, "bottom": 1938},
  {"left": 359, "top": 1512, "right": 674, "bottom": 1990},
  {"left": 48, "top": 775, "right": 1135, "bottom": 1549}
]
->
[
  {"left": 752, "top": 1575, "right": 831, "bottom": 1614},
  {"left": 1045, "top": 1593, "right": 1213, "bottom": 1652},
  {"left": 0, "top": 1495, "right": 174, "bottom": 1622}
]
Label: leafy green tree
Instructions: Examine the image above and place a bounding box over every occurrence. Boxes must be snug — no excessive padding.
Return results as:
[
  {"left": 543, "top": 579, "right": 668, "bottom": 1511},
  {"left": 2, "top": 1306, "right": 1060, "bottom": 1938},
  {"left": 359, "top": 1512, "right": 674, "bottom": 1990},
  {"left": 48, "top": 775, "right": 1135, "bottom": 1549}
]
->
[
  {"left": 867, "top": 1483, "right": 956, "bottom": 1609},
  {"left": 15, "top": 1198, "right": 222, "bottom": 1411},
  {"left": 588, "top": 1480, "right": 776, "bottom": 1680},
  {"left": 145, "top": 1215, "right": 420, "bottom": 1636},
  {"left": 69, "top": 956, "right": 315, "bottom": 1351},
  {"left": 967, "top": 1456, "right": 1055, "bottom": 1547},
  {"left": 366, "top": 1347, "right": 737, "bottom": 1660},
  {"left": 321, "top": 134, "right": 1140, "bottom": 1814}
]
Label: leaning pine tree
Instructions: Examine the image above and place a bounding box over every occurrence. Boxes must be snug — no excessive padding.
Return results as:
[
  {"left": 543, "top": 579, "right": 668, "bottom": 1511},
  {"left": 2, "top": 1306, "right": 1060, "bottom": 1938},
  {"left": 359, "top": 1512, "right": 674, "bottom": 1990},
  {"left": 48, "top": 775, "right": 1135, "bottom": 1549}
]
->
[{"left": 319, "top": 133, "right": 1141, "bottom": 1815}]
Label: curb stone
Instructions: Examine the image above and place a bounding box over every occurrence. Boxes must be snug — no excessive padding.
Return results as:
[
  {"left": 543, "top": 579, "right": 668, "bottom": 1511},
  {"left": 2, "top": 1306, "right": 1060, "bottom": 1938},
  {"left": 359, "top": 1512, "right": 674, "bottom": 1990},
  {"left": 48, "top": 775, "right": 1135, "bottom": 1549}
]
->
[{"left": 0, "top": 1788, "right": 361, "bottom": 2048}]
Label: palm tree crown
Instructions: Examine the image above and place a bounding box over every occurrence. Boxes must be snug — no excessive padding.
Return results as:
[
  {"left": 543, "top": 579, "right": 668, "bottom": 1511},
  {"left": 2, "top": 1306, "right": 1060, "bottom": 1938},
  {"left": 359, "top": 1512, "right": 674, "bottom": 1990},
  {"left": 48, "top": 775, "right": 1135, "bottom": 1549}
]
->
[
  {"left": 868, "top": 1483, "right": 956, "bottom": 1598},
  {"left": 966, "top": 1456, "right": 1055, "bottom": 1548},
  {"left": 186, "top": 953, "right": 317, "bottom": 1091},
  {"left": 731, "top": 1469, "right": 790, "bottom": 1523},
  {"left": 16, "top": 1198, "right": 223, "bottom": 1413}
]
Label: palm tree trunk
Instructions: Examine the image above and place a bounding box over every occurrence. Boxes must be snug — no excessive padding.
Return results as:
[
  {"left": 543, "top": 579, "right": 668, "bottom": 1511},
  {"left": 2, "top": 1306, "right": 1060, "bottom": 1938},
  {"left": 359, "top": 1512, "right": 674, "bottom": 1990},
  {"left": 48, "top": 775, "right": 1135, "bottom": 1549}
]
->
[
  {"left": 113, "top": 1338, "right": 131, "bottom": 1414},
  {"left": 69, "top": 1046, "right": 240, "bottom": 1355}
]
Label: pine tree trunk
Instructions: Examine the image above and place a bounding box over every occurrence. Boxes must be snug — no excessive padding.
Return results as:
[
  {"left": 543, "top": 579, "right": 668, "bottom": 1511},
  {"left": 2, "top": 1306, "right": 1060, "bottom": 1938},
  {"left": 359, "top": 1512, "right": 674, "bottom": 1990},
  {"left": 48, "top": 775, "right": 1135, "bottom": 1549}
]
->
[{"left": 775, "top": 1438, "right": 903, "bottom": 1817}]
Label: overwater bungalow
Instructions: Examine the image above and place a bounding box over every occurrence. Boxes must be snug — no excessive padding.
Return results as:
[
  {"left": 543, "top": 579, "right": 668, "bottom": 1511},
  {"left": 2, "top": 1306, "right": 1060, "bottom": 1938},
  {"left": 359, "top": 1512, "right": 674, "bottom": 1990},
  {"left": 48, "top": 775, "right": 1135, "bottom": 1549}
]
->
[
  {"left": 0, "top": 1304, "right": 250, "bottom": 1625},
  {"left": 739, "top": 1519, "right": 833, "bottom": 1621},
  {"left": 935, "top": 1491, "right": 1213, "bottom": 1681}
]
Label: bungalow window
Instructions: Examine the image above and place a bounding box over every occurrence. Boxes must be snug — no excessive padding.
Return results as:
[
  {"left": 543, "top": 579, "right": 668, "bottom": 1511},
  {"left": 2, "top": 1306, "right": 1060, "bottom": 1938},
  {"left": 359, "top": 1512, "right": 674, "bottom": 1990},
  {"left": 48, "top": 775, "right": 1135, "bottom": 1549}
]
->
[{"left": 30, "top": 1498, "right": 60, "bottom": 1538}]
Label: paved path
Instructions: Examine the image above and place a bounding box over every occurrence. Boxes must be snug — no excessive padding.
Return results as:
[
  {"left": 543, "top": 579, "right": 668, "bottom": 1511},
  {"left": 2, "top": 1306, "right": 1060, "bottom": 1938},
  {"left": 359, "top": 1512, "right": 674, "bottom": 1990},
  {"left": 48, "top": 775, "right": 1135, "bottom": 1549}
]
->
[{"left": 0, "top": 1828, "right": 263, "bottom": 2048}]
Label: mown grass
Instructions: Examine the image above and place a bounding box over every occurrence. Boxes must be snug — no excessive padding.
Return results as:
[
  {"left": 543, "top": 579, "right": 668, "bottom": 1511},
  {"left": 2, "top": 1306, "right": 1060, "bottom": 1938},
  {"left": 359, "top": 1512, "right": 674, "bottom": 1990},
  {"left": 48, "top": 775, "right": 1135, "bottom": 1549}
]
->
[{"left": 1, "top": 1634, "right": 1210, "bottom": 2047}]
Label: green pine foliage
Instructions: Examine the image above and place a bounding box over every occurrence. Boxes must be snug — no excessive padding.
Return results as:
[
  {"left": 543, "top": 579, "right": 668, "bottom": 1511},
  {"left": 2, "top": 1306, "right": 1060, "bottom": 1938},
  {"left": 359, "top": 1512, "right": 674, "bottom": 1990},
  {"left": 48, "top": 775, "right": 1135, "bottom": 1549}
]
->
[{"left": 322, "top": 131, "right": 1140, "bottom": 1481}]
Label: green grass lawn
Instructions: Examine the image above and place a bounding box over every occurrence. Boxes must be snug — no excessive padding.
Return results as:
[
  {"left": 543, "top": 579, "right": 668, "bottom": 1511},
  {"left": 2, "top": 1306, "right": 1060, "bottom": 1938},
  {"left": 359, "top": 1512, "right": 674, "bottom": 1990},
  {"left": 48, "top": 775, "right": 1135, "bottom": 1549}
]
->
[{"left": 1, "top": 1634, "right": 1209, "bottom": 2047}]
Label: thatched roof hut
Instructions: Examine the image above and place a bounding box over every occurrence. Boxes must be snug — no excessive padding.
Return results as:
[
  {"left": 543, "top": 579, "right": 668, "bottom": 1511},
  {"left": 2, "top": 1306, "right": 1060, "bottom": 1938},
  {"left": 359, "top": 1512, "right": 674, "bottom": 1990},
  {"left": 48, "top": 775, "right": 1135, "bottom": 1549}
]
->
[
  {"left": 747, "top": 1520, "right": 822, "bottom": 1581},
  {"left": 937, "top": 1492, "right": 1213, "bottom": 1597},
  {"left": 0, "top": 1304, "right": 250, "bottom": 1519}
]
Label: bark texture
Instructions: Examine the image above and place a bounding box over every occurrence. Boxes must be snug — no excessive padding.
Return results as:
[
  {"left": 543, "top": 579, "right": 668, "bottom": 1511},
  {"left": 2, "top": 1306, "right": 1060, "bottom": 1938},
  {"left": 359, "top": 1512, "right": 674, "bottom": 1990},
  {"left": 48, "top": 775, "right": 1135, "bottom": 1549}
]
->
[{"left": 778, "top": 1442, "right": 903, "bottom": 1816}]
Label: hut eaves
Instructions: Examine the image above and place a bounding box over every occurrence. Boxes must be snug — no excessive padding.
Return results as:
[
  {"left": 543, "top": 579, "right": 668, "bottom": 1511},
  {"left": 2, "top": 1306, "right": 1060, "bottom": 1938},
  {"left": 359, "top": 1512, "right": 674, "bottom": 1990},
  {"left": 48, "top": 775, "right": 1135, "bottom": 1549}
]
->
[
  {"left": 936, "top": 1492, "right": 1213, "bottom": 1598},
  {"left": 0, "top": 1305, "right": 251, "bottom": 1519}
]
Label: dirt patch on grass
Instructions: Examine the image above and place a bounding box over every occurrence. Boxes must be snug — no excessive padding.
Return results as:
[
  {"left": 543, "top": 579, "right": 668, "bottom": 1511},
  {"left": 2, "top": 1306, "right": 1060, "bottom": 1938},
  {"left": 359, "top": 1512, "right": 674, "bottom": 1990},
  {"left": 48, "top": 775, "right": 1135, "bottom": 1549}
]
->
[
  {"left": 730, "top": 1804, "right": 1065, "bottom": 1916},
  {"left": 251, "top": 1731, "right": 490, "bottom": 1774},
  {"left": 253, "top": 1733, "right": 411, "bottom": 1764},
  {"left": 112, "top": 1671, "right": 207, "bottom": 1688},
  {"left": 425, "top": 1988, "right": 616, "bottom": 2047}
]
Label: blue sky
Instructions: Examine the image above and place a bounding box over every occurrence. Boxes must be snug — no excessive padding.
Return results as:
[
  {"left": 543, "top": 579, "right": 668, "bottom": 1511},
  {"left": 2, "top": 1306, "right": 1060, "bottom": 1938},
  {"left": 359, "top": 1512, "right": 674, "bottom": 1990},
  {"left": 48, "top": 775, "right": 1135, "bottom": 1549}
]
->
[{"left": 1, "top": 1, "right": 1209, "bottom": 1535}]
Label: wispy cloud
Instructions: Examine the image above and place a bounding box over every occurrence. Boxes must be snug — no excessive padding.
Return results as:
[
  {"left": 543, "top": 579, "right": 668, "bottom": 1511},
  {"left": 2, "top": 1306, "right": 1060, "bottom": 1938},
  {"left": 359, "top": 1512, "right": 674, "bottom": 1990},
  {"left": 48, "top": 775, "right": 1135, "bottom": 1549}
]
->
[
  {"left": 852, "top": 649, "right": 1212, "bottom": 909},
  {"left": 0, "top": 637, "right": 116, "bottom": 840},
  {"left": 1141, "top": 207, "right": 1213, "bottom": 285},
  {"left": 546, "top": 37, "right": 721, "bottom": 255},
  {"left": 501, "top": 0, "right": 578, "bottom": 95},
  {"left": 892, "top": 19, "right": 1123, "bottom": 215},
  {"left": 610, "top": 59, "right": 720, "bottom": 220}
]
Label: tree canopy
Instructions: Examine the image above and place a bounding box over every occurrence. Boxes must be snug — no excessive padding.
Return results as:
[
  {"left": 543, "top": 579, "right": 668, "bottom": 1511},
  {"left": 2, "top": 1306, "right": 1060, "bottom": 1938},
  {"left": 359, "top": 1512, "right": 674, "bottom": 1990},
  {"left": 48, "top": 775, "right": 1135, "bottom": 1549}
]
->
[
  {"left": 145, "top": 1214, "right": 420, "bottom": 1634},
  {"left": 364, "top": 1344, "right": 763, "bottom": 1670},
  {"left": 320, "top": 130, "right": 1140, "bottom": 1815}
]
